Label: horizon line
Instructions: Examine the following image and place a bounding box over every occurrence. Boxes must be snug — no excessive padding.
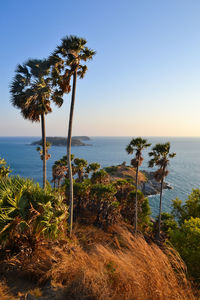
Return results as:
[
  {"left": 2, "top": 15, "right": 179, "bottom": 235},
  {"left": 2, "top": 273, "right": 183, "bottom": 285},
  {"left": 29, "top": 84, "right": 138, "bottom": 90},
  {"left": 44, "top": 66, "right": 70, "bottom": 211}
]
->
[{"left": 1, "top": 135, "right": 200, "bottom": 138}]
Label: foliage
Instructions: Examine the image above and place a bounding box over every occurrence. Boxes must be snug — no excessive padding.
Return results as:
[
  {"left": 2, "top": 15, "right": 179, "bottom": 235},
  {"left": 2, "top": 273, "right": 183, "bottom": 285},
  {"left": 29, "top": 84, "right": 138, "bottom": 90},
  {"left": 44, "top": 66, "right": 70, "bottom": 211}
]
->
[
  {"left": 91, "top": 169, "right": 109, "bottom": 184},
  {"left": 49, "top": 35, "right": 96, "bottom": 97},
  {"left": 126, "top": 137, "right": 151, "bottom": 167},
  {"left": 126, "top": 138, "right": 151, "bottom": 233},
  {"left": 0, "top": 158, "right": 11, "bottom": 179},
  {"left": 90, "top": 183, "right": 117, "bottom": 200},
  {"left": 36, "top": 141, "right": 51, "bottom": 161},
  {"left": 104, "top": 166, "right": 118, "bottom": 174},
  {"left": 169, "top": 217, "right": 200, "bottom": 283},
  {"left": 148, "top": 142, "right": 176, "bottom": 240},
  {"left": 172, "top": 189, "right": 200, "bottom": 225},
  {"left": 57, "top": 156, "right": 152, "bottom": 230},
  {"left": 149, "top": 142, "right": 176, "bottom": 182},
  {"left": 0, "top": 176, "right": 67, "bottom": 249},
  {"left": 52, "top": 156, "right": 101, "bottom": 188},
  {"left": 74, "top": 158, "right": 88, "bottom": 182},
  {"left": 86, "top": 162, "right": 100, "bottom": 174},
  {"left": 153, "top": 212, "right": 178, "bottom": 237},
  {"left": 52, "top": 155, "right": 74, "bottom": 188},
  {"left": 121, "top": 190, "right": 151, "bottom": 229},
  {"left": 10, "top": 59, "right": 63, "bottom": 121}
]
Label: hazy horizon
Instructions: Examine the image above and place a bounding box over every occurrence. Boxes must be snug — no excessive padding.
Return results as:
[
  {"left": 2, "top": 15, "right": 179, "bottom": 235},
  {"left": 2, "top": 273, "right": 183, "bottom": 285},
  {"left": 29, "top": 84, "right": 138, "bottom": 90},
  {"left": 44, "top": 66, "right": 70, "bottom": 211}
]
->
[{"left": 1, "top": 135, "right": 200, "bottom": 139}]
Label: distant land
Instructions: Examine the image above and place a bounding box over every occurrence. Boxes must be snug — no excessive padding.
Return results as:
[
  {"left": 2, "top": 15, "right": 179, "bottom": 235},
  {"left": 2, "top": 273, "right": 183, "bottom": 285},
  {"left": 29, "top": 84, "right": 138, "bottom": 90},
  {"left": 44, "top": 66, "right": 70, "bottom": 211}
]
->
[{"left": 31, "top": 136, "right": 91, "bottom": 147}]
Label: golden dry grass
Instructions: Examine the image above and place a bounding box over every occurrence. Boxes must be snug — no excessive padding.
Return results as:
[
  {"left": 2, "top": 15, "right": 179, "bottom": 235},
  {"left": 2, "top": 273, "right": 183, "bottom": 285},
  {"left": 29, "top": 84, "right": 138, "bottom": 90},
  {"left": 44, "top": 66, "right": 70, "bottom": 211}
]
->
[
  {"left": 107, "top": 165, "right": 146, "bottom": 183},
  {"left": 0, "top": 281, "right": 15, "bottom": 300},
  {"left": 45, "top": 226, "right": 195, "bottom": 300},
  {"left": 0, "top": 225, "right": 197, "bottom": 299}
]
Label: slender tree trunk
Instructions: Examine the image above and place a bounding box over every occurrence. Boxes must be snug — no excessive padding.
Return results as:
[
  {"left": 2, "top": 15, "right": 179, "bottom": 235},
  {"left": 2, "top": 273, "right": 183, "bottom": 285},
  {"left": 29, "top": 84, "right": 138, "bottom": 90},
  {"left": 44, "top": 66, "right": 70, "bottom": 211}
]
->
[
  {"left": 134, "top": 163, "right": 139, "bottom": 233},
  {"left": 157, "top": 178, "right": 164, "bottom": 240},
  {"left": 67, "top": 70, "right": 77, "bottom": 236},
  {"left": 41, "top": 113, "right": 46, "bottom": 189}
]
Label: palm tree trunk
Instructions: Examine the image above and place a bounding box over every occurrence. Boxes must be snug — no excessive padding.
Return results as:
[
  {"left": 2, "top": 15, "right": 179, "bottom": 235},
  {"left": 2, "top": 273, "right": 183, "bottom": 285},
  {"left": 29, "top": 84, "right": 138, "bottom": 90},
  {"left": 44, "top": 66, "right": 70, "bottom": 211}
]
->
[
  {"left": 67, "top": 70, "right": 77, "bottom": 236},
  {"left": 134, "top": 163, "right": 139, "bottom": 233},
  {"left": 157, "top": 178, "right": 164, "bottom": 240},
  {"left": 41, "top": 113, "right": 46, "bottom": 189}
]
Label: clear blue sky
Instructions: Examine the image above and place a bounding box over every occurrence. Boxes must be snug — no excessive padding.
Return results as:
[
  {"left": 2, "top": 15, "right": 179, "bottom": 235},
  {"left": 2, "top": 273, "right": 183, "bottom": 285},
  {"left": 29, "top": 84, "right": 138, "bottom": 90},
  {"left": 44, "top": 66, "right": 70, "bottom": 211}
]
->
[{"left": 1, "top": 0, "right": 200, "bottom": 136}]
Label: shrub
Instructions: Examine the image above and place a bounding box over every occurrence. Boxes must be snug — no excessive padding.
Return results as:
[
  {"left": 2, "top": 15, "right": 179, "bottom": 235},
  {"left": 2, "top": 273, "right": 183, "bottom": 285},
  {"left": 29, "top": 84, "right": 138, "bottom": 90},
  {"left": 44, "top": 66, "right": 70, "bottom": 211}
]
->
[
  {"left": 91, "top": 169, "right": 110, "bottom": 184},
  {"left": 0, "top": 176, "right": 68, "bottom": 249},
  {"left": 169, "top": 217, "right": 200, "bottom": 283},
  {"left": 172, "top": 189, "right": 200, "bottom": 225}
]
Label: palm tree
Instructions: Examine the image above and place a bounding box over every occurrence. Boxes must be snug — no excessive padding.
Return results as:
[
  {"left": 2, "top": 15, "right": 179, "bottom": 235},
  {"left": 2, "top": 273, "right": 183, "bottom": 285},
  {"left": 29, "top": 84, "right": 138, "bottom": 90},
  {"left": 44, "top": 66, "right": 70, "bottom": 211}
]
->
[
  {"left": 126, "top": 137, "right": 151, "bottom": 233},
  {"left": 85, "top": 162, "right": 101, "bottom": 178},
  {"left": 74, "top": 158, "right": 88, "bottom": 182},
  {"left": 50, "top": 35, "right": 96, "bottom": 235},
  {"left": 149, "top": 142, "right": 176, "bottom": 240},
  {"left": 10, "top": 59, "right": 63, "bottom": 189}
]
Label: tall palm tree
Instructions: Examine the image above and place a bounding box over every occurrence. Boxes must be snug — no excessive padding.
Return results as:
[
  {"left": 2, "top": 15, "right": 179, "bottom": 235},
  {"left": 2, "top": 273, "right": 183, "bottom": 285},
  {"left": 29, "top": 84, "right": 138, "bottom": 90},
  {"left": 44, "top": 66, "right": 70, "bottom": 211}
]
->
[
  {"left": 50, "top": 35, "right": 96, "bottom": 235},
  {"left": 126, "top": 137, "right": 151, "bottom": 233},
  {"left": 10, "top": 59, "right": 63, "bottom": 189},
  {"left": 149, "top": 142, "right": 176, "bottom": 240}
]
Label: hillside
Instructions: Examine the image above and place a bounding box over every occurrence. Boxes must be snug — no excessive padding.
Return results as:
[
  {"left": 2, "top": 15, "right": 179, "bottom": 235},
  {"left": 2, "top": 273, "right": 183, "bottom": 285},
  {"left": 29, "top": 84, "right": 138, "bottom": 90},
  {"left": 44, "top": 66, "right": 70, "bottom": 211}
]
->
[{"left": 0, "top": 224, "right": 195, "bottom": 300}]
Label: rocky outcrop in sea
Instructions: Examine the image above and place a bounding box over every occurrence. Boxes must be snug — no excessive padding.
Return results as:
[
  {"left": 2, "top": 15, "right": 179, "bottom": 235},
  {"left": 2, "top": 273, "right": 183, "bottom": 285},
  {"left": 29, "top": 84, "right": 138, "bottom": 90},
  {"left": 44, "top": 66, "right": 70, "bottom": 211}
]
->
[{"left": 139, "top": 171, "right": 172, "bottom": 196}]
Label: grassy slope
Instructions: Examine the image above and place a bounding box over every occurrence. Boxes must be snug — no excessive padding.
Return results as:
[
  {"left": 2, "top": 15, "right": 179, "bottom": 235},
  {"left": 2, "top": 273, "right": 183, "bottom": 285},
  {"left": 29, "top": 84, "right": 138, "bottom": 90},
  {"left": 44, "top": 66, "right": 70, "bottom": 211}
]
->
[
  {"left": 0, "top": 224, "right": 196, "bottom": 300},
  {"left": 105, "top": 165, "right": 147, "bottom": 184}
]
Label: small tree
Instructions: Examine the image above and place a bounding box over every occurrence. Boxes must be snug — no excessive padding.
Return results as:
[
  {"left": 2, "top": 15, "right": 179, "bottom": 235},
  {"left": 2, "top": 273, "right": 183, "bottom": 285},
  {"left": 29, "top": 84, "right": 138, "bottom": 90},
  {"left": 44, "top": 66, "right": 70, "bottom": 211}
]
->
[
  {"left": 149, "top": 142, "right": 176, "bottom": 240},
  {"left": 126, "top": 137, "right": 151, "bottom": 233}
]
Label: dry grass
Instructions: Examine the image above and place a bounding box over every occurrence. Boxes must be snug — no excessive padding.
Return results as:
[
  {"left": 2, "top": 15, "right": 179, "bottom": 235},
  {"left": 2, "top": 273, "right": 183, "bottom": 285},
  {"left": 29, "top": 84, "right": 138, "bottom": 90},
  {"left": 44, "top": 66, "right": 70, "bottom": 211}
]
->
[
  {"left": 45, "top": 226, "right": 195, "bottom": 300},
  {"left": 0, "top": 281, "right": 15, "bottom": 300},
  {"left": 107, "top": 165, "right": 146, "bottom": 183},
  {"left": 0, "top": 225, "right": 197, "bottom": 299}
]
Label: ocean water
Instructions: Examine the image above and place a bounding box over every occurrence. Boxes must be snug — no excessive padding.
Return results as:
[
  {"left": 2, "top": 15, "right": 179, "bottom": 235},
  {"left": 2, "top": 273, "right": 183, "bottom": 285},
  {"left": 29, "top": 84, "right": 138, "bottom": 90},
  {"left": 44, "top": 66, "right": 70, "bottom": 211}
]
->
[{"left": 0, "top": 136, "right": 200, "bottom": 217}]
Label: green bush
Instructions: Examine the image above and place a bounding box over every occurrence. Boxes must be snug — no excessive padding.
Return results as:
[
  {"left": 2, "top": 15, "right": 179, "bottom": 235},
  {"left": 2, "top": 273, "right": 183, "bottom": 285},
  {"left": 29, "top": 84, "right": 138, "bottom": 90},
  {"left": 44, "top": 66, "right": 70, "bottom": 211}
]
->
[
  {"left": 172, "top": 189, "right": 200, "bottom": 225},
  {"left": 104, "top": 166, "right": 118, "bottom": 174},
  {"left": 0, "top": 176, "right": 68, "bottom": 248},
  {"left": 169, "top": 217, "right": 200, "bottom": 283}
]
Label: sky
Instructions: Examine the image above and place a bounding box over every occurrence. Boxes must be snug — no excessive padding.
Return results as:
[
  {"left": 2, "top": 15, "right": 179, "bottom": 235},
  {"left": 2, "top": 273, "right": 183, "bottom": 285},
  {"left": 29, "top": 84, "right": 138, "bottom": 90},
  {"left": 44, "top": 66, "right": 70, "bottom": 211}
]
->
[{"left": 1, "top": 0, "right": 200, "bottom": 137}]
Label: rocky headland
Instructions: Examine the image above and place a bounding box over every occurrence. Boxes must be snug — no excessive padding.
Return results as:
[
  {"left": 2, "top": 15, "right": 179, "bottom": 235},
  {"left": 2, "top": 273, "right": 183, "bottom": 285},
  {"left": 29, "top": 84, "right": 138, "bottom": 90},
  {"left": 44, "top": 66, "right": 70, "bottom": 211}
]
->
[{"left": 105, "top": 163, "right": 172, "bottom": 196}]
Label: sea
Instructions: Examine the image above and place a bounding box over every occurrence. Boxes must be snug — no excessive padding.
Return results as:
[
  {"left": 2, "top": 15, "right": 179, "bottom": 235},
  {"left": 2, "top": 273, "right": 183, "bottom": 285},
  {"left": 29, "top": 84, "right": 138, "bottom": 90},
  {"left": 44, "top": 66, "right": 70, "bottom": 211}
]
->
[{"left": 0, "top": 136, "right": 200, "bottom": 217}]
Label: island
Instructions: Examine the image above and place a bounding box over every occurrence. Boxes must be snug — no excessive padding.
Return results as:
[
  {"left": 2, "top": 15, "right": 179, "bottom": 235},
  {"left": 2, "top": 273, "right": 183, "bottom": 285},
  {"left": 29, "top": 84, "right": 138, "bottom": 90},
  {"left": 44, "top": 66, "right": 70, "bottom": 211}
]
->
[{"left": 31, "top": 136, "right": 91, "bottom": 147}]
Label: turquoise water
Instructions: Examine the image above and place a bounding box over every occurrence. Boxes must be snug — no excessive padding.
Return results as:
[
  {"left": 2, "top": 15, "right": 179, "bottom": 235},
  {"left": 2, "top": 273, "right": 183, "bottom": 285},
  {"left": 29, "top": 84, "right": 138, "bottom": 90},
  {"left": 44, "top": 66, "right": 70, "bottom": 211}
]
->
[{"left": 0, "top": 136, "right": 200, "bottom": 217}]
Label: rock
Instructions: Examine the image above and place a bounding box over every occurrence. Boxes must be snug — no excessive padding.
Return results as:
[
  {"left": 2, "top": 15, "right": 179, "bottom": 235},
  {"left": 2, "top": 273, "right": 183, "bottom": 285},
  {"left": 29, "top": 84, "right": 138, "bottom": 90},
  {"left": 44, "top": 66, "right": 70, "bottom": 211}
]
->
[{"left": 139, "top": 171, "right": 172, "bottom": 196}]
